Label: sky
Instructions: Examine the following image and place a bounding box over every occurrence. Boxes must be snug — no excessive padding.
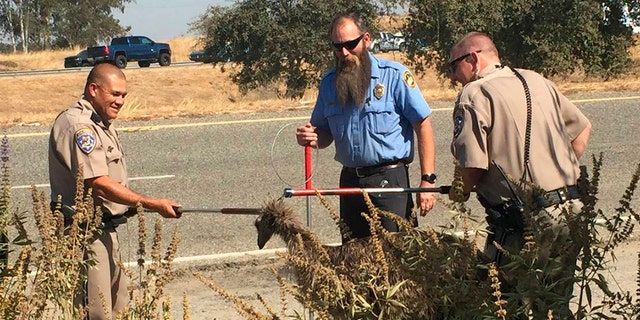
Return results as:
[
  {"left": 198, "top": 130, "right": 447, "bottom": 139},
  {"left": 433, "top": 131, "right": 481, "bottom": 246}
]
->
[{"left": 112, "top": 0, "right": 233, "bottom": 42}]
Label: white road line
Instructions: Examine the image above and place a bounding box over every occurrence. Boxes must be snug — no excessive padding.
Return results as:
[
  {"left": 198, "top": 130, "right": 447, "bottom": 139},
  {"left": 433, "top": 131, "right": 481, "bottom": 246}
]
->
[
  {"left": 11, "top": 174, "right": 175, "bottom": 190},
  {"left": 124, "top": 247, "right": 287, "bottom": 267},
  {"left": 34, "top": 218, "right": 640, "bottom": 269},
  {"left": 5, "top": 94, "right": 637, "bottom": 139}
]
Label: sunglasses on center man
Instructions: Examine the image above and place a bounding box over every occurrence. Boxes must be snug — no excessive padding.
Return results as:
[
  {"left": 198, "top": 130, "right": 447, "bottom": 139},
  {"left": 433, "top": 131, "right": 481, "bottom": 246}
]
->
[
  {"left": 332, "top": 33, "right": 365, "bottom": 51},
  {"left": 448, "top": 50, "right": 482, "bottom": 74}
]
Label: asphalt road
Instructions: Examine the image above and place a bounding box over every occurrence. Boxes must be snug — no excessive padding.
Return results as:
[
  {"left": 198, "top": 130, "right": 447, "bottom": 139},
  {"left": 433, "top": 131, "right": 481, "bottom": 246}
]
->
[{"left": 3, "top": 91, "right": 640, "bottom": 262}]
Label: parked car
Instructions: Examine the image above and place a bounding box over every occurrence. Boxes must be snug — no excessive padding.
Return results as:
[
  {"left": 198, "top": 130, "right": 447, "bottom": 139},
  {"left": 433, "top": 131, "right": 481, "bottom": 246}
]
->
[
  {"left": 369, "top": 31, "right": 406, "bottom": 53},
  {"left": 623, "top": 17, "right": 640, "bottom": 34},
  {"left": 369, "top": 32, "right": 389, "bottom": 53},
  {"left": 188, "top": 49, "right": 223, "bottom": 63},
  {"left": 189, "top": 46, "right": 233, "bottom": 63},
  {"left": 189, "top": 50, "right": 209, "bottom": 63},
  {"left": 86, "top": 35, "right": 171, "bottom": 69},
  {"left": 64, "top": 50, "right": 93, "bottom": 68}
]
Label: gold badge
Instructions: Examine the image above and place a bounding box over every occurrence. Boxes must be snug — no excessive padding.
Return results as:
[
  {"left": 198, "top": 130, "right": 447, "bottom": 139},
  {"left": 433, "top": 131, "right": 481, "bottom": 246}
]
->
[
  {"left": 402, "top": 70, "right": 416, "bottom": 89},
  {"left": 373, "top": 83, "right": 385, "bottom": 99}
]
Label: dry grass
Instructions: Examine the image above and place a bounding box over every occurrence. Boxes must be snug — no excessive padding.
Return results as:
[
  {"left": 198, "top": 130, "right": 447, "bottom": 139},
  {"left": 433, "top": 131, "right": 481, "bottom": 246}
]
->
[
  {"left": 0, "top": 64, "right": 316, "bottom": 128},
  {"left": 1, "top": 36, "right": 640, "bottom": 128}
]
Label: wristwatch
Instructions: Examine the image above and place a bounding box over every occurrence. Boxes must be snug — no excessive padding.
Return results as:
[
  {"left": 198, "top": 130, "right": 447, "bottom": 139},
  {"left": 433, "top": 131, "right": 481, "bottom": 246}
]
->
[{"left": 421, "top": 173, "right": 437, "bottom": 183}]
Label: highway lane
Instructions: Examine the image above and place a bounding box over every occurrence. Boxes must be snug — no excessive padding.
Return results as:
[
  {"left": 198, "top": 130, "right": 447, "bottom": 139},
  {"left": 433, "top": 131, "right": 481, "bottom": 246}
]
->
[
  {"left": 0, "top": 61, "right": 199, "bottom": 78},
  {"left": 3, "top": 91, "right": 640, "bottom": 262}
]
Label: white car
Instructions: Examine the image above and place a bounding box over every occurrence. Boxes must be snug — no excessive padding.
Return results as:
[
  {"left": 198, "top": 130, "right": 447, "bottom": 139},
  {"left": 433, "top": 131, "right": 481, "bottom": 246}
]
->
[{"left": 369, "top": 31, "right": 406, "bottom": 53}]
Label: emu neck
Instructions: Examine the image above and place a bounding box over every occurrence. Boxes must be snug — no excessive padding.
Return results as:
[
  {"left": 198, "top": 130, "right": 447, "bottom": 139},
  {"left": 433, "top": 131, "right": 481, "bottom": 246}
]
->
[{"left": 277, "top": 219, "right": 316, "bottom": 249}]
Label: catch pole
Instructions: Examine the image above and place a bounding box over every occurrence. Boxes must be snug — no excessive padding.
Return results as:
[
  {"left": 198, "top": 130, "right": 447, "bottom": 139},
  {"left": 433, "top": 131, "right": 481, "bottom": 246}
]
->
[
  {"left": 173, "top": 207, "right": 262, "bottom": 216},
  {"left": 304, "top": 145, "right": 314, "bottom": 320},
  {"left": 283, "top": 186, "right": 451, "bottom": 198}
]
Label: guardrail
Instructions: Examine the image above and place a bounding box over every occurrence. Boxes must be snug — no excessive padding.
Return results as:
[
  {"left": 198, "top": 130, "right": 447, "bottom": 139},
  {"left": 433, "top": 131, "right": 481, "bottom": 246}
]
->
[{"left": 0, "top": 61, "right": 199, "bottom": 78}]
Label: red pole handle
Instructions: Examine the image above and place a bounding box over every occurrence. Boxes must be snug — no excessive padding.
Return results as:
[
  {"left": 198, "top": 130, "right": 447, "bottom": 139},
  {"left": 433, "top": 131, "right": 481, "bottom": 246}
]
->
[{"left": 305, "top": 145, "right": 312, "bottom": 189}]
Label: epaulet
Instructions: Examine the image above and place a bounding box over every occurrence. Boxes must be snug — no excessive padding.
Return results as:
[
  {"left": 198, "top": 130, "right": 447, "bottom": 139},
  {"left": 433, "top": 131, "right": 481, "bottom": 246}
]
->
[{"left": 376, "top": 57, "right": 405, "bottom": 72}]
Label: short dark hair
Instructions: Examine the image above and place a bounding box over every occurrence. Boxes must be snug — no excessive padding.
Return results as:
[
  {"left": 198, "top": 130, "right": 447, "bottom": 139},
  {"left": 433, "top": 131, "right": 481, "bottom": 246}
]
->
[
  {"left": 328, "top": 13, "right": 369, "bottom": 38},
  {"left": 84, "top": 62, "right": 125, "bottom": 93}
]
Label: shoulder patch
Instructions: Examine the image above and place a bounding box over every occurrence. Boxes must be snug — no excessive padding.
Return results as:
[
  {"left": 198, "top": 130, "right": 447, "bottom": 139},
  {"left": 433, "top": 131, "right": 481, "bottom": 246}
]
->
[
  {"left": 453, "top": 106, "right": 465, "bottom": 139},
  {"left": 402, "top": 70, "right": 416, "bottom": 89},
  {"left": 75, "top": 128, "right": 96, "bottom": 154}
]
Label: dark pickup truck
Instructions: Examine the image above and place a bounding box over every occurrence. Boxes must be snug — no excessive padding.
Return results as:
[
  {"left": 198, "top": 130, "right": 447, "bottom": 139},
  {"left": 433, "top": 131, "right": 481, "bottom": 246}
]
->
[{"left": 86, "top": 36, "right": 171, "bottom": 69}]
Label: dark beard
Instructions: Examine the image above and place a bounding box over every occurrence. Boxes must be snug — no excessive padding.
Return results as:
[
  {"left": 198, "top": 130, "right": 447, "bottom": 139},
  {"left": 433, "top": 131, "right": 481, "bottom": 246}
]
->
[{"left": 335, "top": 50, "right": 371, "bottom": 108}]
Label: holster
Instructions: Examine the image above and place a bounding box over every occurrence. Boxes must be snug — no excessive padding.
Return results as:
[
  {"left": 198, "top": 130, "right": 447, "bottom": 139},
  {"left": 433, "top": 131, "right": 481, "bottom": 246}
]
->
[
  {"left": 479, "top": 196, "right": 526, "bottom": 266},
  {"left": 479, "top": 197, "right": 525, "bottom": 233}
]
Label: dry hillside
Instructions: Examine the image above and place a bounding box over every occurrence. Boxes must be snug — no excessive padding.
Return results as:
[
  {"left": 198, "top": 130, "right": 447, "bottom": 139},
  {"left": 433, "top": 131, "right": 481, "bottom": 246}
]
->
[{"left": 1, "top": 36, "right": 640, "bottom": 128}]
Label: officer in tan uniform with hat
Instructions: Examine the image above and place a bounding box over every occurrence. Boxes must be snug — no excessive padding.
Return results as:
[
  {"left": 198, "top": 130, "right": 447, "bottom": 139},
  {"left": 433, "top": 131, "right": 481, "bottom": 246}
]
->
[
  {"left": 49, "top": 62, "right": 181, "bottom": 319},
  {"left": 447, "top": 32, "right": 591, "bottom": 318}
]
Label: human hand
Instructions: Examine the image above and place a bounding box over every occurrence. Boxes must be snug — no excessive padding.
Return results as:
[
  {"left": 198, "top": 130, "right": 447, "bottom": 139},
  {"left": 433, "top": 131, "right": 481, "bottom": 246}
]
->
[
  {"left": 295, "top": 122, "right": 318, "bottom": 147},
  {"left": 146, "top": 198, "right": 181, "bottom": 218},
  {"left": 417, "top": 180, "right": 436, "bottom": 216}
]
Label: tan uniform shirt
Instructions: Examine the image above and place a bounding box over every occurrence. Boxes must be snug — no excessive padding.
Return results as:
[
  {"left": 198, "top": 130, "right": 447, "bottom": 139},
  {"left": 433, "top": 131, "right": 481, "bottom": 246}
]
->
[
  {"left": 451, "top": 65, "right": 590, "bottom": 206},
  {"left": 49, "top": 97, "right": 129, "bottom": 215}
]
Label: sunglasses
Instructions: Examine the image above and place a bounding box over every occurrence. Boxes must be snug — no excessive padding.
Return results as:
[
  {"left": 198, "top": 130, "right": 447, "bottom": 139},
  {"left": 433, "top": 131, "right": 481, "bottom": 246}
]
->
[
  {"left": 332, "top": 34, "right": 365, "bottom": 51},
  {"left": 448, "top": 50, "right": 482, "bottom": 74}
]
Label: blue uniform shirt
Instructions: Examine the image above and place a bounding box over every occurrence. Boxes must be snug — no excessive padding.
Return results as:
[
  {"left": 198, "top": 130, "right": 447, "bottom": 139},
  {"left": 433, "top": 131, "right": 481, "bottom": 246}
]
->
[{"left": 310, "top": 53, "right": 431, "bottom": 167}]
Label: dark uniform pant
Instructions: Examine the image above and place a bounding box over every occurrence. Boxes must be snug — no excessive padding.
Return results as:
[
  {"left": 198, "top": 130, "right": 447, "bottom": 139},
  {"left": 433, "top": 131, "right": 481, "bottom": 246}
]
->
[
  {"left": 484, "top": 200, "right": 582, "bottom": 320},
  {"left": 339, "top": 165, "right": 414, "bottom": 242},
  {"left": 76, "top": 228, "right": 129, "bottom": 320}
]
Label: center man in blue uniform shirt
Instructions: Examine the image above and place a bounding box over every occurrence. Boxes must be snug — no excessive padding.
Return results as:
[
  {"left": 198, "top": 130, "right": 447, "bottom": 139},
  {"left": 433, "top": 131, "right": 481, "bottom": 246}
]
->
[{"left": 296, "top": 12, "right": 437, "bottom": 242}]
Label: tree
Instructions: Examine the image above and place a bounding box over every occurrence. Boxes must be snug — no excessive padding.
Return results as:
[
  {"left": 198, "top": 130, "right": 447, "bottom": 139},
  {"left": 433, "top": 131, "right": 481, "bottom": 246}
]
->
[
  {"left": 0, "top": 0, "right": 133, "bottom": 52},
  {"left": 190, "top": 0, "right": 639, "bottom": 97},
  {"left": 50, "top": 0, "right": 133, "bottom": 48},
  {"left": 190, "top": 0, "right": 381, "bottom": 98},
  {"left": 0, "top": 0, "right": 17, "bottom": 52},
  {"left": 404, "top": 0, "right": 638, "bottom": 79}
]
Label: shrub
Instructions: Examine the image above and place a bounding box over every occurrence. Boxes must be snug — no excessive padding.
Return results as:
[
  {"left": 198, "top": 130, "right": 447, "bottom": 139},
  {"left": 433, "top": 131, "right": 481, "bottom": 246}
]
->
[
  {"left": 0, "top": 136, "right": 184, "bottom": 319},
  {"left": 203, "top": 153, "right": 640, "bottom": 319}
]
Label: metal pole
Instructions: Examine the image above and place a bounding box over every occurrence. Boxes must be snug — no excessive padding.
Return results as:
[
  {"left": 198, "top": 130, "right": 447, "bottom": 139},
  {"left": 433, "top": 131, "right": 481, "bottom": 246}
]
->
[
  {"left": 283, "top": 186, "right": 451, "bottom": 198},
  {"left": 172, "top": 207, "right": 262, "bottom": 215},
  {"left": 304, "top": 145, "right": 314, "bottom": 320}
]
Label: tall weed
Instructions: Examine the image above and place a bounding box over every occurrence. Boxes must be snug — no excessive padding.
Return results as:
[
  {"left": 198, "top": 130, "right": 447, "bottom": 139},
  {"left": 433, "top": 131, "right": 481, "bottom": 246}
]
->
[
  {"left": 203, "top": 153, "right": 640, "bottom": 319},
  {"left": 0, "top": 136, "right": 184, "bottom": 319}
]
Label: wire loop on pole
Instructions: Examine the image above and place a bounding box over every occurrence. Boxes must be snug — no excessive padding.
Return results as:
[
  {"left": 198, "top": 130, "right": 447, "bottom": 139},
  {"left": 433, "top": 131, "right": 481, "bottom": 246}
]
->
[{"left": 270, "top": 122, "right": 320, "bottom": 187}]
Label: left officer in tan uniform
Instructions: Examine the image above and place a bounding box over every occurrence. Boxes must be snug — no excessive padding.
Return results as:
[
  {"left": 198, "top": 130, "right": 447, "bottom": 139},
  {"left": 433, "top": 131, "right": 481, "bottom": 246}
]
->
[
  {"left": 49, "top": 62, "right": 181, "bottom": 320},
  {"left": 446, "top": 32, "right": 591, "bottom": 319}
]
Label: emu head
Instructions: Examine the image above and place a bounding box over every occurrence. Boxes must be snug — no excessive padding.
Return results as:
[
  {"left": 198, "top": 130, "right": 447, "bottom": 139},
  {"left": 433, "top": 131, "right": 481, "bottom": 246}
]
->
[
  {"left": 255, "top": 209, "right": 276, "bottom": 249},
  {"left": 254, "top": 198, "right": 301, "bottom": 249}
]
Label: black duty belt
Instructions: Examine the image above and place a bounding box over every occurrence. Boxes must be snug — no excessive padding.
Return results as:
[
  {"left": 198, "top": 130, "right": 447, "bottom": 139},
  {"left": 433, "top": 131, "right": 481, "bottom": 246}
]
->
[
  {"left": 50, "top": 202, "right": 138, "bottom": 229},
  {"left": 344, "top": 160, "right": 408, "bottom": 178},
  {"left": 100, "top": 207, "right": 138, "bottom": 229},
  {"left": 535, "top": 185, "right": 580, "bottom": 208}
]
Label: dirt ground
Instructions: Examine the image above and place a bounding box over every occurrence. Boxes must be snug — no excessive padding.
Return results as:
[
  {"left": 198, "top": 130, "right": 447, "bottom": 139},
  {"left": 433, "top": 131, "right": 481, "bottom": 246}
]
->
[
  {"left": 162, "top": 229, "right": 640, "bottom": 320},
  {"left": 163, "top": 252, "right": 300, "bottom": 320}
]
